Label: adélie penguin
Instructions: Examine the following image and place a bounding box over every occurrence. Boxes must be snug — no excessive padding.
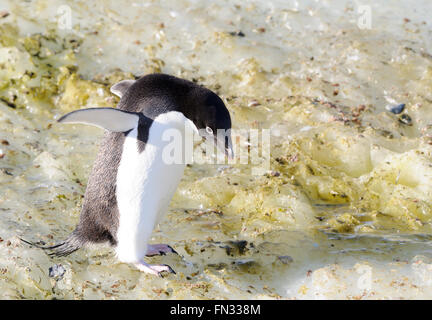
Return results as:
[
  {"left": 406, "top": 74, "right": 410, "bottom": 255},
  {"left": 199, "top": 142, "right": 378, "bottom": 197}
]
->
[{"left": 21, "top": 73, "right": 234, "bottom": 276}]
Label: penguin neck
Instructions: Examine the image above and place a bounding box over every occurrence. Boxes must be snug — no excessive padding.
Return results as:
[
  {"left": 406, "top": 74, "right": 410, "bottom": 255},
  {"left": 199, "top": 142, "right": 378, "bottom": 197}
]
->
[
  {"left": 153, "top": 111, "right": 198, "bottom": 165},
  {"left": 152, "top": 111, "right": 196, "bottom": 134}
]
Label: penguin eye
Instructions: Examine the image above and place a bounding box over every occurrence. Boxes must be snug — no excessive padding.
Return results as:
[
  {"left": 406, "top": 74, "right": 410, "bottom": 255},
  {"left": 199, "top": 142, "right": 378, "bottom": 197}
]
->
[{"left": 206, "top": 126, "right": 213, "bottom": 135}]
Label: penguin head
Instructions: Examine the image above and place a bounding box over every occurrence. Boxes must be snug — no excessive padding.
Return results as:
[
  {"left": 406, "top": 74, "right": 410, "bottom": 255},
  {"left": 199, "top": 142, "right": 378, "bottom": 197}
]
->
[{"left": 186, "top": 89, "right": 234, "bottom": 159}]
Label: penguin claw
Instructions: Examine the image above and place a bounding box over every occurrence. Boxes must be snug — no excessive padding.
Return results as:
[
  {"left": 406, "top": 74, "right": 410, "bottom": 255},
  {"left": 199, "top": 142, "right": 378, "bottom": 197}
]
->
[
  {"left": 135, "top": 261, "right": 176, "bottom": 276},
  {"left": 167, "top": 245, "right": 179, "bottom": 256},
  {"left": 145, "top": 244, "right": 178, "bottom": 257},
  {"left": 163, "top": 264, "right": 176, "bottom": 274}
]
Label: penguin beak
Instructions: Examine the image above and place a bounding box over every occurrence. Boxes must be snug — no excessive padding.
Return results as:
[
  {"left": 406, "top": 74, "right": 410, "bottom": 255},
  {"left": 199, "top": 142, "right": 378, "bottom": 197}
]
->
[
  {"left": 202, "top": 131, "right": 234, "bottom": 160},
  {"left": 214, "top": 134, "right": 234, "bottom": 160},
  {"left": 225, "top": 136, "right": 235, "bottom": 160}
]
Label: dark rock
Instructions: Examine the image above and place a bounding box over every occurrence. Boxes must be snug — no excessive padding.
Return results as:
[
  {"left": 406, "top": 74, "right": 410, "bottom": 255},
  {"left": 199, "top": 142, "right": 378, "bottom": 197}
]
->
[
  {"left": 49, "top": 264, "right": 66, "bottom": 279},
  {"left": 277, "top": 256, "right": 293, "bottom": 264},
  {"left": 386, "top": 103, "right": 405, "bottom": 114},
  {"left": 229, "top": 31, "right": 245, "bottom": 37},
  {"left": 399, "top": 113, "right": 413, "bottom": 126}
]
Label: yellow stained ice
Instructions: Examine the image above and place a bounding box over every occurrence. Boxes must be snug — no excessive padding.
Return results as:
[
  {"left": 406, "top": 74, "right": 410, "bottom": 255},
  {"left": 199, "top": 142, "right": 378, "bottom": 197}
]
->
[{"left": 0, "top": 0, "right": 432, "bottom": 299}]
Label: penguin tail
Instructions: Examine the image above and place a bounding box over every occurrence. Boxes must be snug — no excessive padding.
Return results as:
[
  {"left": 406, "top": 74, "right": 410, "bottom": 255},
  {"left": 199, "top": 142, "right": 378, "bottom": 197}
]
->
[{"left": 20, "top": 232, "right": 84, "bottom": 257}]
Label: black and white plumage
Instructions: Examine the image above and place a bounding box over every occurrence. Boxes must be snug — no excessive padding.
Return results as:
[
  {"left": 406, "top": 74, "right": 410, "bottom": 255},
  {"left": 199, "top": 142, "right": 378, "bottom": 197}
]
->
[{"left": 22, "top": 73, "right": 233, "bottom": 276}]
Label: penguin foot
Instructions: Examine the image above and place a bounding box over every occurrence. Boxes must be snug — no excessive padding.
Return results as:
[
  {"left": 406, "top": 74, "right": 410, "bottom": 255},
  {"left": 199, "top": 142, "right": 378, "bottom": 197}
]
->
[
  {"left": 145, "top": 244, "right": 178, "bottom": 257},
  {"left": 135, "top": 260, "right": 176, "bottom": 277}
]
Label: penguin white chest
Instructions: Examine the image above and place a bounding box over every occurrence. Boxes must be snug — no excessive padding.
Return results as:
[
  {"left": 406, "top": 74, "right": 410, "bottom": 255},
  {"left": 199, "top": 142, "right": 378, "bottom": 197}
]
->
[{"left": 115, "top": 111, "right": 194, "bottom": 263}]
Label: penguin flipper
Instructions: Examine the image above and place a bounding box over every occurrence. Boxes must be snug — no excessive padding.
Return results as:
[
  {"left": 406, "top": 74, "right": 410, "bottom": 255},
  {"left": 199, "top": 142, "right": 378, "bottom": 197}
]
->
[
  {"left": 58, "top": 107, "right": 140, "bottom": 132},
  {"left": 110, "top": 79, "right": 135, "bottom": 98}
]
